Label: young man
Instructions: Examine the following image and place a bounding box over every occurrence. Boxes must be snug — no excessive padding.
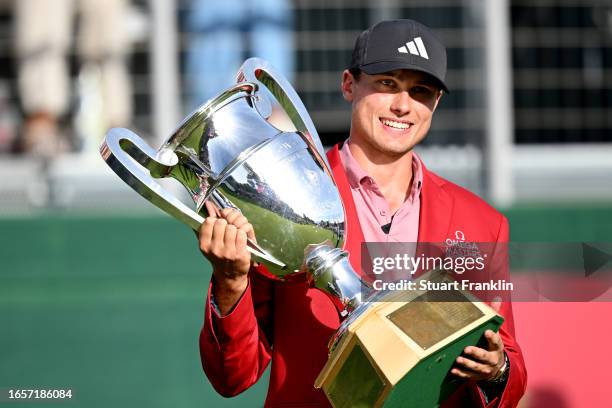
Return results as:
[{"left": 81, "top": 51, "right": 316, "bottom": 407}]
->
[{"left": 197, "top": 19, "right": 527, "bottom": 407}]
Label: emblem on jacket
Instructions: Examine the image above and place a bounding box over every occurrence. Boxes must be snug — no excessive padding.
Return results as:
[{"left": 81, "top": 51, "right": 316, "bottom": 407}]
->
[{"left": 445, "top": 230, "right": 483, "bottom": 261}]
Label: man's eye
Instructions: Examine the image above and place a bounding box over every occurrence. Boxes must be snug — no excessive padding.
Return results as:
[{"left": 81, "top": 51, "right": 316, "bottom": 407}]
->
[
  {"left": 413, "top": 86, "right": 432, "bottom": 94},
  {"left": 379, "top": 79, "right": 395, "bottom": 87}
]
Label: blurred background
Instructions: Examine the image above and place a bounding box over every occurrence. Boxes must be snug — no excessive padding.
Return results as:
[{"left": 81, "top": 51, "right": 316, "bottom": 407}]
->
[{"left": 0, "top": 0, "right": 611, "bottom": 407}]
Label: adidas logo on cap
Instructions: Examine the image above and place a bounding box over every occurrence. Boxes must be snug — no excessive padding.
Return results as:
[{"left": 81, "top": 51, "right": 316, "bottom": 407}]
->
[{"left": 398, "top": 37, "right": 429, "bottom": 60}]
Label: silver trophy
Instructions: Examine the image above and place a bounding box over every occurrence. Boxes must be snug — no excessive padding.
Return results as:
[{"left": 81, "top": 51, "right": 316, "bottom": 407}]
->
[{"left": 100, "top": 58, "right": 364, "bottom": 314}]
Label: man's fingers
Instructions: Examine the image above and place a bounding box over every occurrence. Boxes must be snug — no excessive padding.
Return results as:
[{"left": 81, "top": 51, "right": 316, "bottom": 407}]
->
[
  {"left": 450, "top": 367, "right": 471, "bottom": 379},
  {"left": 463, "top": 346, "right": 497, "bottom": 366},
  {"left": 198, "top": 217, "right": 216, "bottom": 252},
  {"left": 233, "top": 215, "right": 250, "bottom": 229},
  {"left": 223, "top": 224, "right": 238, "bottom": 257},
  {"left": 205, "top": 201, "right": 220, "bottom": 218},
  {"left": 202, "top": 206, "right": 256, "bottom": 246},
  {"left": 196, "top": 206, "right": 252, "bottom": 280},
  {"left": 485, "top": 330, "right": 504, "bottom": 351},
  {"left": 213, "top": 207, "right": 254, "bottom": 231},
  {"left": 211, "top": 218, "right": 228, "bottom": 249},
  {"left": 455, "top": 356, "right": 495, "bottom": 378},
  {"left": 221, "top": 208, "right": 248, "bottom": 227},
  {"left": 219, "top": 207, "right": 237, "bottom": 220},
  {"left": 241, "top": 222, "right": 256, "bottom": 241},
  {"left": 236, "top": 229, "right": 248, "bottom": 254}
]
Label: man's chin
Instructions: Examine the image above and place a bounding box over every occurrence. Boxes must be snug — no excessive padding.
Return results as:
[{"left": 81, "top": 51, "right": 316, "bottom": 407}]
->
[
  {"left": 381, "top": 137, "right": 420, "bottom": 153},
  {"left": 380, "top": 133, "right": 427, "bottom": 156},
  {"left": 374, "top": 143, "right": 416, "bottom": 158}
]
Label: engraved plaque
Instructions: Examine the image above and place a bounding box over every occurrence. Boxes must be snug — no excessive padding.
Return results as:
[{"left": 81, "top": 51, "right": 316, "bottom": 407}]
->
[{"left": 387, "top": 290, "right": 484, "bottom": 349}]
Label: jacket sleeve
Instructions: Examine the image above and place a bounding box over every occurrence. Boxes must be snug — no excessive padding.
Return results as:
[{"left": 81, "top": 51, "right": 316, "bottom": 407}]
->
[
  {"left": 482, "top": 301, "right": 528, "bottom": 408},
  {"left": 198, "top": 265, "right": 275, "bottom": 397},
  {"left": 475, "top": 215, "right": 528, "bottom": 408}
]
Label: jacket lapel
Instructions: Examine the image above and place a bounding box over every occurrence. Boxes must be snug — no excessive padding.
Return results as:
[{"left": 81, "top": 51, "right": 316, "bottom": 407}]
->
[
  {"left": 326, "top": 144, "right": 365, "bottom": 275},
  {"left": 414, "top": 162, "right": 454, "bottom": 276},
  {"left": 417, "top": 162, "right": 454, "bottom": 243}
]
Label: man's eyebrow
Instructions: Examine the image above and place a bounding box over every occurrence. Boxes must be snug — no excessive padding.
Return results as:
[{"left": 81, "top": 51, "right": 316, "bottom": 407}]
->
[
  {"left": 372, "top": 71, "right": 401, "bottom": 78},
  {"left": 415, "top": 78, "right": 436, "bottom": 86},
  {"left": 375, "top": 72, "right": 438, "bottom": 88},
  {"left": 383, "top": 71, "right": 436, "bottom": 84}
]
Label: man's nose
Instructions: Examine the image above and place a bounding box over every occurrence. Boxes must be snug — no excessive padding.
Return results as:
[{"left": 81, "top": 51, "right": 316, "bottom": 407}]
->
[{"left": 390, "top": 91, "right": 412, "bottom": 116}]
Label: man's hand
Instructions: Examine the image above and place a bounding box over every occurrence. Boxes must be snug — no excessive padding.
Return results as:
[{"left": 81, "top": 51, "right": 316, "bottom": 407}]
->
[
  {"left": 451, "top": 330, "right": 506, "bottom": 382},
  {"left": 198, "top": 201, "right": 255, "bottom": 315}
]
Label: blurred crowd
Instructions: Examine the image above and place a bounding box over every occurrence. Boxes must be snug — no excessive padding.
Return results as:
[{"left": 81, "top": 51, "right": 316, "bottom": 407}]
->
[
  {"left": 0, "top": 1, "right": 610, "bottom": 161},
  {"left": 0, "top": 0, "right": 134, "bottom": 157},
  {"left": 0, "top": 0, "right": 294, "bottom": 159}
]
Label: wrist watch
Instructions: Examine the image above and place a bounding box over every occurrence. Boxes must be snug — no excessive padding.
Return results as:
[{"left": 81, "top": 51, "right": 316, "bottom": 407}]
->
[{"left": 488, "top": 352, "right": 509, "bottom": 384}]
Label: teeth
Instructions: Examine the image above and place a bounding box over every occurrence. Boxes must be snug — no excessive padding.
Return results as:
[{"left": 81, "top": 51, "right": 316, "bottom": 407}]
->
[{"left": 381, "top": 119, "right": 411, "bottom": 129}]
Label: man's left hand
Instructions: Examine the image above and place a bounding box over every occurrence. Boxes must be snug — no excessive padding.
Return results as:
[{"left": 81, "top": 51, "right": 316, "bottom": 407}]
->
[{"left": 451, "top": 330, "right": 505, "bottom": 382}]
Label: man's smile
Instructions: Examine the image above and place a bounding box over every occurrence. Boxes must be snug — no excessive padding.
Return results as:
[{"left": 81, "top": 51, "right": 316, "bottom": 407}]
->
[{"left": 379, "top": 117, "right": 414, "bottom": 131}]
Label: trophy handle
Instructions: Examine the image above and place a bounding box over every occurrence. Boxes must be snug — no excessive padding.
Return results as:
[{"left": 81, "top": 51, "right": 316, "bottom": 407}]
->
[
  {"left": 236, "top": 58, "right": 331, "bottom": 170},
  {"left": 100, "top": 127, "right": 286, "bottom": 268}
]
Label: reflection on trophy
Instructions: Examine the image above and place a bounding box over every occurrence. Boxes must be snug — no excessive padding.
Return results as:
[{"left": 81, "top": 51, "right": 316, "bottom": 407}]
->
[{"left": 100, "top": 58, "right": 503, "bottom": 407}]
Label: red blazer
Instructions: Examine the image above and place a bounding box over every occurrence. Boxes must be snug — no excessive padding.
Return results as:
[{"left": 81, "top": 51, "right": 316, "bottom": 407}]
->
[{"left": 199, "top": 144, "right": 527, "bottom": 407}]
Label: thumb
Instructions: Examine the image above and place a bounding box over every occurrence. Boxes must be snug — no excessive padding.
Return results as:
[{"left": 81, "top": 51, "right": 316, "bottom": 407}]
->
[
  {"left": 485, "top": 329, "right": 503, "bottom": 351},
  {"left": 204, "top": 200, "right": 220, "bottom": 218}
]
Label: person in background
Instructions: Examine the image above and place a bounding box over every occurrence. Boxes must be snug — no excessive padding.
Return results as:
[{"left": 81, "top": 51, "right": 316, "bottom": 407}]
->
[
  {"left": 184, "top": 0, "right": 294, "bottom": 111},
  {"left": 14, "top": 0, "right": 132, "bottom": 156}
]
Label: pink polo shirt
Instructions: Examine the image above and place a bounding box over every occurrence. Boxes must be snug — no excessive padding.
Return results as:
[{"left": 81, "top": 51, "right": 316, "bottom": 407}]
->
[{"left": 338, "top": 140, "right": 423, "bottom": 243}]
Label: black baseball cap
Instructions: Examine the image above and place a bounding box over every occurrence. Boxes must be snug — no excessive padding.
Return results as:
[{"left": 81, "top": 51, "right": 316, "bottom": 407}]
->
[{"left": 349, "top": 19, "right": 449, "bottom": 93}]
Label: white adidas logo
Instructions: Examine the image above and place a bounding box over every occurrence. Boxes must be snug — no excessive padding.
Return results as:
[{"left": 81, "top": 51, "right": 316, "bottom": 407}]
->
[{"left": 397, "top": 37, "right": 429, "bottom": 60}]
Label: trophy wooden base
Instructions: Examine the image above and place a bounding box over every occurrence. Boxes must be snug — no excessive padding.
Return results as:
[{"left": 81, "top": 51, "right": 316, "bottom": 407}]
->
[{"left": 314, "top": 270, "right": 504, "bottom": 408}]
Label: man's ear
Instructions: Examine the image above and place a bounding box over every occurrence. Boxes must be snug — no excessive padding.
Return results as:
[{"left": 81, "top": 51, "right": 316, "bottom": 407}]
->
[{"left": 341, "top": 70, "right": 354, "bottom": 102}]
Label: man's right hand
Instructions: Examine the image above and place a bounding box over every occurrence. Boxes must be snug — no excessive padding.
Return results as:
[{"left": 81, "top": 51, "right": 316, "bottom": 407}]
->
[{"left": 198, "top": 201, "right": 255, "bottom": 316}]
